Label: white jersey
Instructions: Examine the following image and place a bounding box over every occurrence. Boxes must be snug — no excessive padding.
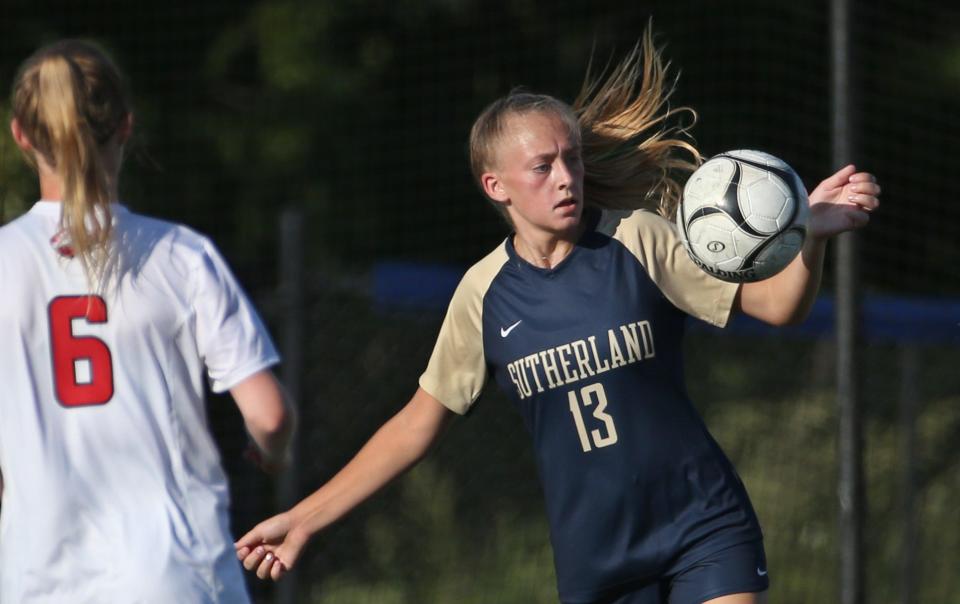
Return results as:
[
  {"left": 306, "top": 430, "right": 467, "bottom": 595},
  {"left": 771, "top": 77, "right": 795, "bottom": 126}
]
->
[{"left": 0, "top": 201, "right": 279, "bottom": 603}]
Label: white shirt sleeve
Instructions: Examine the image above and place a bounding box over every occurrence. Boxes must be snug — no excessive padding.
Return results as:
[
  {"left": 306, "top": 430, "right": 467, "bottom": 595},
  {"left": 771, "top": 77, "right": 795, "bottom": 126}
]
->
[{"left": 192, "top": 238, "right": 280, "bottom": 392}]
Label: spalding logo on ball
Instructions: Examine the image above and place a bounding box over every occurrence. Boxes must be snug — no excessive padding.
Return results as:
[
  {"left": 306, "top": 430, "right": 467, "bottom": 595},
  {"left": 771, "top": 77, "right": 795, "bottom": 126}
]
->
[{"left": 677, "top": 149, "right": 809, "bottom": 283}]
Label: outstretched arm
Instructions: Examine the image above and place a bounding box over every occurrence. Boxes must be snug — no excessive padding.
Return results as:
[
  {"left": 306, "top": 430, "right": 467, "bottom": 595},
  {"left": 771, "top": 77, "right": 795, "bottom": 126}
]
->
[
  {"left": 235, "top": 387, "right": 454, "bottom": 580},
  {"left": 735, "top": 165, "right": 880, "bottom": 326}
]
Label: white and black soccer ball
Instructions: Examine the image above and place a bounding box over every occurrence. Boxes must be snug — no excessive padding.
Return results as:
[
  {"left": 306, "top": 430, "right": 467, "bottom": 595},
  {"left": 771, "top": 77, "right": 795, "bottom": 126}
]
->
[{"left": 677, "top": 149, "right": 809, "bottom": 283}]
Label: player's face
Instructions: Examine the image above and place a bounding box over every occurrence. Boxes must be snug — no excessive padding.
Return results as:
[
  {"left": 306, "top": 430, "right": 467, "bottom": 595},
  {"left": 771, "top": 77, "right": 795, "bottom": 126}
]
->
[{"left": 487, "top": 112, "right": 584, "bottom": 239}]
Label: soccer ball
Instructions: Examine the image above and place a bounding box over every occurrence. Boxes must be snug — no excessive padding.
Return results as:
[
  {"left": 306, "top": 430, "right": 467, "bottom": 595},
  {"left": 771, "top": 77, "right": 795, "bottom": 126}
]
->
[{"left": 676, "top": 149, "right": 809, "bottom": 283}]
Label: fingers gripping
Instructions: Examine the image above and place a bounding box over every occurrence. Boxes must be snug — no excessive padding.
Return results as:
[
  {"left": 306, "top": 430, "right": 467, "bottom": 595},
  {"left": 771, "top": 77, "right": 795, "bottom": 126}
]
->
[
  {"left": 234, "top": 526, "right": 264, "bottom": 552},
  {"left": 257, "top": 550, "right": 276, "bottom": 579},
  {"left": 240, "top": 545, "right": 288, "bottom": 581}
]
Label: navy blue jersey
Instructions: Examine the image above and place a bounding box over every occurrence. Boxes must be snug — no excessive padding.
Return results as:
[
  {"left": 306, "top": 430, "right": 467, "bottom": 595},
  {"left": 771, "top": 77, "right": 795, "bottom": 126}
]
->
[{"left": 420, "top": 209, "right": 762, "bottom": 602}]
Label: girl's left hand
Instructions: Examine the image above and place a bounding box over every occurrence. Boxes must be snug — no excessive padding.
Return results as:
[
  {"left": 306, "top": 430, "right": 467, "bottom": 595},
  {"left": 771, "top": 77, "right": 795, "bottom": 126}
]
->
[{"left": 807, "top": 164, "right": 881, "bottom": 241}]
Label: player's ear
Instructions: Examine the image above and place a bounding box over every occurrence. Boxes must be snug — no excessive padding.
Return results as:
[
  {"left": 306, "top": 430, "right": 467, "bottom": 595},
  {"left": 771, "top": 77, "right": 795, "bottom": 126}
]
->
[
  {"left": 10, "top": 118, "right": 33, "bottom": 153},
  {"left": 482, "top": 171, "right": 509, "bottom": 205}
]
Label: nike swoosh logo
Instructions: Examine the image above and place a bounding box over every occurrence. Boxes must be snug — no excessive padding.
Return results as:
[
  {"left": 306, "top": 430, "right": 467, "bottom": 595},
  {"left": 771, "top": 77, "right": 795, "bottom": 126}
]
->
[
  {"left": 757, "top": 568, "right": 768, "bottom": 576},
  {"left": 500, "top": 320, "right": 522, "bottom": 338}
]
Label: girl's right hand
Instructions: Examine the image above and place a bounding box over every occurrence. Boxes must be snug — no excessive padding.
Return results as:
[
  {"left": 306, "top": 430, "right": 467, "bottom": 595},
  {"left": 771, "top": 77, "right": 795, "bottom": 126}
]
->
[{"left": 235, "top": 511, "right": 308, "bottom": 581}]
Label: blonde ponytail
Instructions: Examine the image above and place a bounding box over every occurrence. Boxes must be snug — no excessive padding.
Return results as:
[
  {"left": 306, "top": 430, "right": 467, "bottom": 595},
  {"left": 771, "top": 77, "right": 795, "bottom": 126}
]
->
[
  {"left": 12, "top": 40, "right": 130, "bottom": 286},
  {"left": 574, "top": 25, "right": 700, "bottom": 219}
]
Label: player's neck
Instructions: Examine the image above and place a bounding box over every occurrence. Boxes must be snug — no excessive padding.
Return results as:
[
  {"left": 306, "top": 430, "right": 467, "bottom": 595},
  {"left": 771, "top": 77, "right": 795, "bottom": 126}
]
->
[
  {"left": 514, "top": 228, "right": 580, "bottom": 269},
  {"left": 37, "top": 163, "right": 120, "bottom": 203},
  {"left": 38, "top": 170, "right": 62, "bottom": 201}
]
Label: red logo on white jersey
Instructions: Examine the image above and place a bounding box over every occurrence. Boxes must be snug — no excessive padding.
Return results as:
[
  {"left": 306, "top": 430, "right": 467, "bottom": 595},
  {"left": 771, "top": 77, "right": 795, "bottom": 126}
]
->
[{"left": 50, "top": 231, "right": 75, "bottom": 258}]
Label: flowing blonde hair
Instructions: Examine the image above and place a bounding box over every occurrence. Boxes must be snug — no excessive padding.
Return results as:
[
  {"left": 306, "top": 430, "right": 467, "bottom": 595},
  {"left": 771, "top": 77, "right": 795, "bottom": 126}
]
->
[
  {"left": 11, "top": 39, "right": 131, "bottom": 283},
  {"left": 576, "top": 26, "right": 700, "bottom": 218},
  {"left": 469, "top": 24, "right": 699, "bottom": 220}
]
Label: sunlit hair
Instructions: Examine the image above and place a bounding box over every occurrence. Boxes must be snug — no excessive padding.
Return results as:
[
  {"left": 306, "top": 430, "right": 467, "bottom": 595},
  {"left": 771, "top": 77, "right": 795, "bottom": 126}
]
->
[
  {"left": 11, "top": 39, "right": 131, "bottom": 284},
  {"left": 469, "top": 24, "right": 699, "bottom": 220},
  {"left": 574, "top": 25, "right": 699, "bottom": 219}
]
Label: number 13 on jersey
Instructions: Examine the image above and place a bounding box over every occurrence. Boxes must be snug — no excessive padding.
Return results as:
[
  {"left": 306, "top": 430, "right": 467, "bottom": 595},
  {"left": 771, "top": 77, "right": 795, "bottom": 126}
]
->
[
  {"left": 49, "top": 295, "right": 114, "bottom": 407},
  {"left": 568, "top": 383, "right": 618, "bottom": 452}
]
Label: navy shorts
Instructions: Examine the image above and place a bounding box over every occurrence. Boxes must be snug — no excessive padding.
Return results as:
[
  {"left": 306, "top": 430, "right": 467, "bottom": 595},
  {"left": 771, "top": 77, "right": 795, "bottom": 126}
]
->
[{"left": 585, "top": 540, "right": 769, "bottom": 604}]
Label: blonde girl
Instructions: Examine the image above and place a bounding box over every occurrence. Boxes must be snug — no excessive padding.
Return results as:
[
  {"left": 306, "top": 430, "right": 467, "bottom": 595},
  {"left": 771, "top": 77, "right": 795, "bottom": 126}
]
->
[
  {"left": 237, "top": 28, "right": 878, "bottom": 604},
  {"left": 1, "top": 40, "right": 294, "bottom": 603}
]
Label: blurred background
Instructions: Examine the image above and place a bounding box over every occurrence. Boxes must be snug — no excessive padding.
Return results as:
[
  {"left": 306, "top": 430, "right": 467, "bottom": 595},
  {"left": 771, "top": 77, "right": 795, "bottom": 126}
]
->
[{"left": 1, "top": 1, "right": 958, "bottom": 602}]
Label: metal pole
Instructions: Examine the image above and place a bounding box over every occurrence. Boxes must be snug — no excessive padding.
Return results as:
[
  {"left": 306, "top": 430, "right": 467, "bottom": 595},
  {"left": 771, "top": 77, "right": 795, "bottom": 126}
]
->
[
  {"left": 898, "top": 344, "right": 919, "bottom": 604},
  {"left": 276, "top": 208, "right": 304, "bottom": 604},
  {"left": 831, "top": 0, "right": 864, "bottom": 602}
]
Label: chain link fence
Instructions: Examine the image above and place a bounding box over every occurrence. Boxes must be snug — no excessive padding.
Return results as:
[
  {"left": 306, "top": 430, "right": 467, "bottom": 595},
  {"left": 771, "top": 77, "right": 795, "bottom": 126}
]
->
[{"left": 1, "top": 1, "right": 957, "bottom": 602}]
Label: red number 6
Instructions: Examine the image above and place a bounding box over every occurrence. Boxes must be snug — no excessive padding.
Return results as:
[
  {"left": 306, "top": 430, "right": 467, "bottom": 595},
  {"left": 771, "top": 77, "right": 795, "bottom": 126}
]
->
[{"left": 49, "top": 296, "right": 114, "bottom": 407}]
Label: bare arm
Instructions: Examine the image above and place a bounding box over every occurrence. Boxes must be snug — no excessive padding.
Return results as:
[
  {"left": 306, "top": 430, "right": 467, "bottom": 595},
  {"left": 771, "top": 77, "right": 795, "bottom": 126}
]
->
[
  {"left": 736, "top": 165, "right": 880, "bottom": 326},
  {"left": 236, "top": 387, "right": 454, "bottom": 580},
  {"left": 230, "top": 370, "right": 295, "bottom": 472},
  {"left": 735, "top": 236, "right": 826, "bottom": 326}
]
